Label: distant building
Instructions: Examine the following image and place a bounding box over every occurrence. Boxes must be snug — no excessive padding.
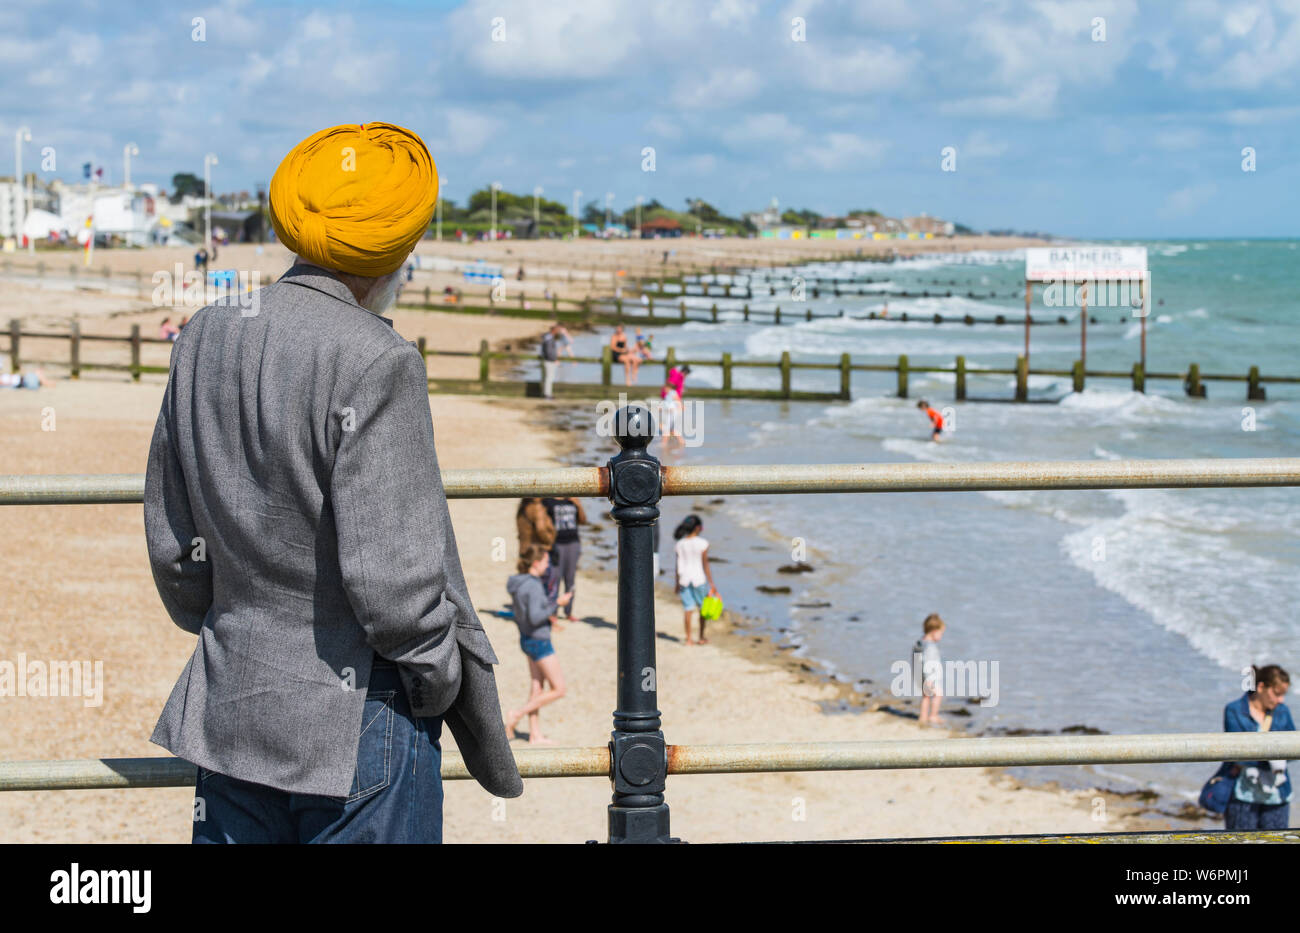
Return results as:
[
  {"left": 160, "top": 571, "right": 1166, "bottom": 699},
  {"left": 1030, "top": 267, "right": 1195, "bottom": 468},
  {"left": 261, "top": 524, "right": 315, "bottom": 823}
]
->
[
  {"left": 0, "top": 177, "right": 57, "bottom": 239},
  {"left": 640, "top": 216, "right": 682, "bottom": 238},
  {"left": 904, "top": 214, "right": 955, "bottom": 236},
  {"left": 743, "top": 197, "right": 782, "bottom": 231}
]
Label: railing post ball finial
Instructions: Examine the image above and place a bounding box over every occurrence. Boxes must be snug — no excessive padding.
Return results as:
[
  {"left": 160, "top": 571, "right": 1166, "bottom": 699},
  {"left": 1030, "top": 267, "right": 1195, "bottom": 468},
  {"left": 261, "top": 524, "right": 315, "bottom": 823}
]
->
[
  {"left": 604, "top": 404, "right": 674, "bottom": 843},
  {"left": 613, "top": 404, "right": 656, "bottom": 453}
]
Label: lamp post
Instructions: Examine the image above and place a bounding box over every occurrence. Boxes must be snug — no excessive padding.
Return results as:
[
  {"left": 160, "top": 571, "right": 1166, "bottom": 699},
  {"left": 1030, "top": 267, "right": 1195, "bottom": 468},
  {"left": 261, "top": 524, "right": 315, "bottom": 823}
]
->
[
  {"left": 203, "top": 152, "right": 218, "bottom": 249},
  {"left": 490, "top": 181, "right": 502, "bottom": 240},
  {"left": 605, "top": 191, "right": 614, "bottom": 234},
  {"left": 533, "top": 185, "right": 543, "bottom": 229},
  {"left": 436, "top": 176, "right": 447, "bottom": 241},
  {"left": 572, "top": 189, "right": 582, "bottom": 239},
  {"left": 635, "top": 195, "right": 643, "bottom": 239},
  {"left": 15, "top": 127, "right": 31, "bottom": 253},
  {"left": 123, "top": 143, "right": 139, "bottom": 191}
]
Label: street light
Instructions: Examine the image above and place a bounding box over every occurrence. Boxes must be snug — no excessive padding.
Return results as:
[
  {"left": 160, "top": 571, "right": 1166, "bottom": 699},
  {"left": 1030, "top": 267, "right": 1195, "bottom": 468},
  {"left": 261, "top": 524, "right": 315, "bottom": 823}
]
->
[
  {"left": 15, "top": 127, "right": 31, "bottom": 253},
  {"left": 533, "top": 185, "right": 543, "bottom": 228},
  {"left": 605, "top": 191, "right": 614, "bottom": 233},
  {"left": 123, "top": 143, "right": 139, "bottom": 190},
  {"left": 436, "top": 176, "right": 447, "bottom": 241},
  {"left": 635, "top": 195, "right": 644, "bottom": 239},
  {"left": 490, "top": 181, "right": 502, "bottom": 240},
  {"left": 572, "top": 189, "right": 582, "bottom": 238},
  {"left": 203, "top": 153, "right": 218, "bottom": 250}
]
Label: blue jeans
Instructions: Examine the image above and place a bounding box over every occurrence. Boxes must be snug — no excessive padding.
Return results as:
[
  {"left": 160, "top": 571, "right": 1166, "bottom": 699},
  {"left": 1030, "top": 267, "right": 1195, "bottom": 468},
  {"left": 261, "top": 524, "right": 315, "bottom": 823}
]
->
[
  {"left": 1224, "top": 797, "right": 1290, "bottom": 831},
  {"left": 192, "top": 662, "right": 444, "bottom": 843}
]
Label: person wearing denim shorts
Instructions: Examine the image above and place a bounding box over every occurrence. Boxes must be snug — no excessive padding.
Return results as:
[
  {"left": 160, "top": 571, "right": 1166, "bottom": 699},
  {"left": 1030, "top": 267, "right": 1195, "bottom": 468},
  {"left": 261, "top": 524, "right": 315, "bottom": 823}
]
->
[
  {"left": 504, "top": 544, "right": 571, "bottom": 743},
  {"left": 673, "top": 514, "right": 719, "bottom": 646}
]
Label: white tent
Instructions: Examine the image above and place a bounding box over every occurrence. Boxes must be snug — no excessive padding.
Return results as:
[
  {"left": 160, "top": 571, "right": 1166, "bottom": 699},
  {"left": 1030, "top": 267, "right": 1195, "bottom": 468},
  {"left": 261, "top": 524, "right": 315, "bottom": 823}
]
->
[{"left": 22, "top": 208, "right": 70, "bottom": 241}]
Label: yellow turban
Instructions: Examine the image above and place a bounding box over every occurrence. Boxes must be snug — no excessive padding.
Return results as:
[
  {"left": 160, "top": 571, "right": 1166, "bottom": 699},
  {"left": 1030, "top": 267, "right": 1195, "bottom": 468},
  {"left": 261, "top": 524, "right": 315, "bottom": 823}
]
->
[{"left": 269, "top": 122, "right": 438, "bottom": 277}]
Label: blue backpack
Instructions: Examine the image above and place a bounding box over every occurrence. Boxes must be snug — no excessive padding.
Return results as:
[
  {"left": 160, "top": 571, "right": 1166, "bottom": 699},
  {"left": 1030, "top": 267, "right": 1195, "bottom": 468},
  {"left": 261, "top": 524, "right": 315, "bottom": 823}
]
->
[{"left": 1199, "top": 763, "right": 1234, "bottom": 814}]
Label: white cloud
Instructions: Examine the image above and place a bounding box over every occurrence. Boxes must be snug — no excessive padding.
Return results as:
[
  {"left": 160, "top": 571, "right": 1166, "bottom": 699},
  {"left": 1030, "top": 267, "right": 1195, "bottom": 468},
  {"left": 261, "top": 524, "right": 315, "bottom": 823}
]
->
[
  {"left": 681, "top": 154, "right": 718, "bottom": 174},
  {"left": 709, "top": 0, "right": 759, "bottom": 28},
  {"left": 450, "top": 0, "right": 695, "bottom": 80},
  {"left": 1158, "top": 182, "right": 1217, "bottom": 219},
  {"left": 940, "top": 77, "right": 1060, "bottom": 119},
  {"left": 789, "top": 132, "right": 887, "bottom": 171},
  {"left": 644, "top": 115, "right": 683, "bottom": 139},
  {"left": 800, "top": 44, "right": 917, "bottom": 93},
  {"left": 962, "top": 130, "right": 1010, "bottom": 158},
  {"left": 1151, "top": 127, "right": 1204, "bottom": 150},
  {"left": 723, "top": 113, "right": 803, "bottom": 147},
  {"left": 672, "top": 68, "right": 761, "bottom": 109},
  {"left": 435, "top": 108, "right": 507, "bottom": 155}
]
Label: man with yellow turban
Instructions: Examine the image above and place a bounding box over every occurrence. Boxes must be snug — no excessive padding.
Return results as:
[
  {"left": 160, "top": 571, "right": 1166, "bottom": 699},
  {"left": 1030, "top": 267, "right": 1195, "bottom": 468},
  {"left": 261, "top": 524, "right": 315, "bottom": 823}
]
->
[{"left": 144, "top": 123, "right": 522, "bottom": 844}]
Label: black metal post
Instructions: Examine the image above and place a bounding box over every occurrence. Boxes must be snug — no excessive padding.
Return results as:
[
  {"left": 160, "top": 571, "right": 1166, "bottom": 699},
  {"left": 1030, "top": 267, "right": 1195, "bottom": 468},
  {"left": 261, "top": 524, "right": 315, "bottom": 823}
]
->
[{"left": 605, "top": 405, "right": 673, "bottom": 843}]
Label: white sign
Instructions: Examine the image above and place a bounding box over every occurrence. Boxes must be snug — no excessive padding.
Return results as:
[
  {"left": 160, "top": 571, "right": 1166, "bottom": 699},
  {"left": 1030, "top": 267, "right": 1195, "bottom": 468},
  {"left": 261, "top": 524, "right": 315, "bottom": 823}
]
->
[{"left": 1026, "top": 246, "right": 1148, "bottom": 281}]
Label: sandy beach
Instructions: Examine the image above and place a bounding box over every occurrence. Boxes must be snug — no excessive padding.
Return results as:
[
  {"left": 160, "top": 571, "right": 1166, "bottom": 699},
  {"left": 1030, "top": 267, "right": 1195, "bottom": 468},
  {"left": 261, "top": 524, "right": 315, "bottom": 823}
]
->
[{"left": 0, "top": 239, "right": 1164, "bottom": 843}]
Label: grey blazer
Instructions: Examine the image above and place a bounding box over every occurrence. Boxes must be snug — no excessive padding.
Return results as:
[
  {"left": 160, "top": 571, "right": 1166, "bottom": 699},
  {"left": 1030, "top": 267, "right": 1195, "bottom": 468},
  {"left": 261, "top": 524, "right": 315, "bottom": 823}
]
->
[{"left": 144, "top": 263, "right": 523, "bottom": 799}]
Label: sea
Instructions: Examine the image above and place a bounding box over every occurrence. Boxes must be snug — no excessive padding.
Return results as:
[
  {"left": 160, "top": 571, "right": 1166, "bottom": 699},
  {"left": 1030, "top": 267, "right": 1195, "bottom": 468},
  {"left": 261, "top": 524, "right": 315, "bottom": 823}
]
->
[{"left": 526, "top": 239, "right": 1300, "bottom": 817}]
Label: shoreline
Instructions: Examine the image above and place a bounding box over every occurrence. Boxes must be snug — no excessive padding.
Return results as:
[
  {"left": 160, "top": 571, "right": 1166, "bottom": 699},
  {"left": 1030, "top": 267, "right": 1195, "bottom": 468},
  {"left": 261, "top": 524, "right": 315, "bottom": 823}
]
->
[
  {"left": 530, "top": 399, "right": 1201, "bottom": 836},
  {"left": 0, "top": 241, "right": 1201, "bottom": 842}
]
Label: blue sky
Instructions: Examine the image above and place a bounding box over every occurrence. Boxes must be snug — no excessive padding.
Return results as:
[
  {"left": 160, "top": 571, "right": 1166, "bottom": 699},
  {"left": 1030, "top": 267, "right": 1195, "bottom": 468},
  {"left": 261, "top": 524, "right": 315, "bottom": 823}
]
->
[{"left": 4, "top": 0, "right": 1299, "bottom": 236}]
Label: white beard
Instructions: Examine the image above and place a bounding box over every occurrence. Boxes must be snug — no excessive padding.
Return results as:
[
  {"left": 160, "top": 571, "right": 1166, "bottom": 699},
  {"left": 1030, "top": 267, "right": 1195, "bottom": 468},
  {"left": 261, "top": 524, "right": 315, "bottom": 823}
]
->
[{"left": 360, "top": 269, "right": 403, "bottom": 315}]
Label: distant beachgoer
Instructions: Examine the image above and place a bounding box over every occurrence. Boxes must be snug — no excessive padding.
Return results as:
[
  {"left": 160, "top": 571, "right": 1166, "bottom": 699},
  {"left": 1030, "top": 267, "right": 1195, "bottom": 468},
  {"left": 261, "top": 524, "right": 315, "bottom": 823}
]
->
[
  {"left": 542, "top": 496, "right": 586, "bottom": 619},
  {"left": 661, "top": 363, "right": 690, "bottom": 403},
  {"left": 505, "top": 544, "right": 572, "bottom": 744},
  {"left": 3, "top": 367, "right": 52, "bottom": 390},
  {"left": 516, "top": 497, "right": 556, "bottom": 557},
  {"left": 662, "top": 251, "right": 669, "bottom": 264},
  {"left": 660, "top": 379, "right": 684, "bottom": 450},
  {"left": 627, "top": 328, "right": 648, "bottom": 382},
  {"left": 159, "top": 317, "right": 180, "bottom": 342},
  {"left": 1217, "top": 665, "right": 1294, "bottom": 830},
  {"left": 516, "top": 265, "right": 525, "bottom": 281},
  {"left": 178, "top": 315, "right": 190, "bottom": 330},
  {"left": 543, "top": 286, "right": 552, "bottom": 301},
  {"left": 640, "top": 293, "right": 649, "bottom": 308},
  {"left": 917, "top": 399, "right": 944, "bottom": 442},
  {"left": 610, "top": 325, "right": 633, "bottom": 385},
  {"left": 915, "top": 614, "right": 945, "bottom": 726},
  {"left": 881, "top": 301, "right": 889, "bottom": 318},
  {"left": 674, "top": 515, "right": 718, "bottom": 646},
  {"left": 539, "top": 324, "right": 562, "bottom": 399}
]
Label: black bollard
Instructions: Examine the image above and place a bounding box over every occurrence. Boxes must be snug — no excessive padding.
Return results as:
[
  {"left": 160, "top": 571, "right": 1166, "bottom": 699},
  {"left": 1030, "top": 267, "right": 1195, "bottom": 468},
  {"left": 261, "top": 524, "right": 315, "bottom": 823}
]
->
[{"left": 605, "top": 406, "right": 674, "bottom": 844}]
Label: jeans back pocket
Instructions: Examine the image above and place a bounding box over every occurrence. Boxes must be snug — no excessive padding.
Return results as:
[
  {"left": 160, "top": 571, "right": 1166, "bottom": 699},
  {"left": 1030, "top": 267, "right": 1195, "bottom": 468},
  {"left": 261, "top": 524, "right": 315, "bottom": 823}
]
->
[{"left": 347, "top": 689, "right": 395, "bottom": 802}]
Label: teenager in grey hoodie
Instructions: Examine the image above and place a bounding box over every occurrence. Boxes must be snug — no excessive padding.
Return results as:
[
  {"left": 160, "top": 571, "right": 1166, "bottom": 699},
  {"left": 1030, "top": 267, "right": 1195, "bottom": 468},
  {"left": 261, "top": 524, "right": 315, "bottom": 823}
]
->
[{"left": 504, "top": 544, "right": 572, "bottom": 744}]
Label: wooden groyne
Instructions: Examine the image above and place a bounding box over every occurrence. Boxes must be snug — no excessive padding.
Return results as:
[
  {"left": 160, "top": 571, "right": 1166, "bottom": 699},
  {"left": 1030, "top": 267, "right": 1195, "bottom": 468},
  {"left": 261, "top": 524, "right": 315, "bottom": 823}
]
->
[{"left": 5, "top": 320, "right": 1290, "bottom": 403}]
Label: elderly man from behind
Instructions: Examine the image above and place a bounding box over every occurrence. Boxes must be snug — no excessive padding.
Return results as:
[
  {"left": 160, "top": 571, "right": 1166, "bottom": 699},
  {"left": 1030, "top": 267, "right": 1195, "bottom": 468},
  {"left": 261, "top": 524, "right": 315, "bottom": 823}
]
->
[{"left": 144, "top": 123, "right": 522, "bottom": 844}]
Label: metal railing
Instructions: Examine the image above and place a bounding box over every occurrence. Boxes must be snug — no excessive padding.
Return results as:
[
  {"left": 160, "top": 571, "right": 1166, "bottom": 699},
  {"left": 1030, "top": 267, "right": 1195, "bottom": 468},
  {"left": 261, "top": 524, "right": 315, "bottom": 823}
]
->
[{"left": 4, "top": 411, "right": 1299, "bottom": 844}]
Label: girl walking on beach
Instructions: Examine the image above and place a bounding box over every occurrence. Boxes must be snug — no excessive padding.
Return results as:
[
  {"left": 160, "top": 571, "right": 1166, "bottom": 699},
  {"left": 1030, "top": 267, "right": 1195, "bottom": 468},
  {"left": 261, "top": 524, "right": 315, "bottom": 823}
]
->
[
  {"left": 505, "top": 545, "right": 573, "bottom": 744},
  {"left": 674, "top": 515, "right": 718, "bottom": 645},
  {"left": 1218, "top": 664, "right": 1294, "bottom": 830}
]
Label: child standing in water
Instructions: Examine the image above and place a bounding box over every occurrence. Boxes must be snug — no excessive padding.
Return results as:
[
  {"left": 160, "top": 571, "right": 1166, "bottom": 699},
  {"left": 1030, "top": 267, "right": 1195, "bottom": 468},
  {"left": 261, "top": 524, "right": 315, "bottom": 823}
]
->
[
  {"left": 505, "top": 545, "right": 573, "bottom": 744},
  {"left": 917, "top": 399, "right": 944, "bottom": 442},
  {"left": 916, "top": 613, "right": 945, "bottom": 725},
  {"left": 674, "top": 515, "right": 718, "bottom": 645}
]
